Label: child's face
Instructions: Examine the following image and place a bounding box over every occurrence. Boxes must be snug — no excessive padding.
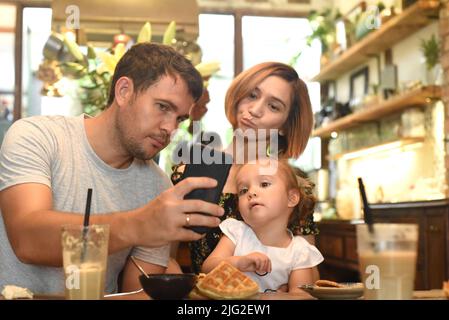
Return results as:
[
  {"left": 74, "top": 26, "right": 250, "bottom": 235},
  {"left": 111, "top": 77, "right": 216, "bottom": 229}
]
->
[{"left": 236, "top": 164, "right": 299, "bottom": 229}]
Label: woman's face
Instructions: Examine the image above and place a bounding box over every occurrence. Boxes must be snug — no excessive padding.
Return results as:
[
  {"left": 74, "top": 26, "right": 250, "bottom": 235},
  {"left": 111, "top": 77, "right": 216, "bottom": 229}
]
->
[{"left": 235, "top": 75, "right": 292, "bottom": 135}]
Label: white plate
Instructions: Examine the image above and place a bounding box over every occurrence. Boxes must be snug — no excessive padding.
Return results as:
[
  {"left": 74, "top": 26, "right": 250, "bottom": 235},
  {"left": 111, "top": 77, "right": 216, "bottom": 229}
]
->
[{"left": 299, "top": 282, "right": 364, "bottom": 300}]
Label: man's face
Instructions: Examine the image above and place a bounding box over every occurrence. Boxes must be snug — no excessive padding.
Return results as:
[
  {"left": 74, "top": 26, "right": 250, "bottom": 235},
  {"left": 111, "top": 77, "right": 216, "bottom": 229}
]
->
[{"left": 116, "top": 74, "right": 194, "bottom": 160}]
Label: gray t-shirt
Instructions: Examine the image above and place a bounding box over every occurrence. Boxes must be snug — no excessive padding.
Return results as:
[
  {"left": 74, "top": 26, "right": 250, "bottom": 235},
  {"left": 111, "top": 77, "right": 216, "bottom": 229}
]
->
[{"left": 0, "top": 115, "right": 171, "bottom": 294}]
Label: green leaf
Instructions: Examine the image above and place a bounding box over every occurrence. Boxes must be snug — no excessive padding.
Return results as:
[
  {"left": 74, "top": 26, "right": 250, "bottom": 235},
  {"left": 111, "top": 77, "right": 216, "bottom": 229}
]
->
[
  {"left": 87, "top": 45, "right": 96, "bottom": 59},
  {"left": 420, "top": 34, "right": 440, "bottom": 70},
  {"left": 63, "top": 37, "right": 85, "bottom": 62},
  {"left": 137, "top": 22, "right": 152, "bottom": 43},
  {"left": 163, "top": 21, "right": 176, "bottom": 45},
  {"left": 59, "top": 62, "right": 87, "bottom": 79},
  {"left": 289, "top": 51, "right": 302, "bottom": 67}
]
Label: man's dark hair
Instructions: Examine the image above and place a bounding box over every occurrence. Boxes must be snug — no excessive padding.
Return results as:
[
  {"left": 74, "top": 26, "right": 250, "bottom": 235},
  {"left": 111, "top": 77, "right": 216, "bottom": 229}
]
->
[{"left": 107, "top": 43, "right": 203, "bottom": 106}]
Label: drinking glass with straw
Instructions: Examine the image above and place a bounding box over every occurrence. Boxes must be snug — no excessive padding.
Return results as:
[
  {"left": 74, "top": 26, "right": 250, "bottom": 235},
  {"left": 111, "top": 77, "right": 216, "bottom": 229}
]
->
[
  {"left": 358, "top": 178, "right": 373, "bottom": 234},
  {"left": 357, "top": 178, "right": 379, "bottom": 253},
  {"left": 61, "top": 188, "right": 110, "bottom": 300},
  {"left": 356, "top": 178, "right": 419, "bottom": 299},
  {"left": 81, "top": 188, "right": 93, "bottom": 262}
]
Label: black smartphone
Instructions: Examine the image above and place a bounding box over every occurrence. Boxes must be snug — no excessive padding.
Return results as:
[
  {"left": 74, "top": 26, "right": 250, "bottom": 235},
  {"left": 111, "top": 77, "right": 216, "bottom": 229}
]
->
[{"left": 181, "top": 143, "right": 233, "bottom": 234}]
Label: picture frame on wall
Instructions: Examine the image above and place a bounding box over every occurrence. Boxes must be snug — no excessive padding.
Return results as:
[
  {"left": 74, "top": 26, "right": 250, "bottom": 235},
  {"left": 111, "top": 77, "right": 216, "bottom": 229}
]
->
[
  {"left": 349, "top": 66, "right": 369, "bottom": 110},
  {"left": 321, "top": 80, "right": 336, "bottom": 104},
  {"left": 315, "top": 81, "right": 336, "bottom": 128}
]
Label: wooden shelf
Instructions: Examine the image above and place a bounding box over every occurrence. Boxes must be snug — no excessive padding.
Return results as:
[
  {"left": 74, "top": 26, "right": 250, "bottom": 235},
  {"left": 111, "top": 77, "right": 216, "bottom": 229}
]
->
[
  {"left": 312, "top": 1, "right": 440, "bottom": 82},
  {"left": 328, "top": 137, "right": 425, "bottom": 161},
  {"left": 312, "top": 85, "right": 441, "bottom": 138}
]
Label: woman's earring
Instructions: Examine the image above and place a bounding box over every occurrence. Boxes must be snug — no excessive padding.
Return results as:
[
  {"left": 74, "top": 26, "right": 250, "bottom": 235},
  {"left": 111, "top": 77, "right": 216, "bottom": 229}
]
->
[{"left": 279, "top": 129, "right": 285, "bottom": 136}]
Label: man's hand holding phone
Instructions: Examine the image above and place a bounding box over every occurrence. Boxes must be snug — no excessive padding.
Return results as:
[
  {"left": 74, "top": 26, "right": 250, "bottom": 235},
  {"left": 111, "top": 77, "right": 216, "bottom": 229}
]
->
[
  {"left": 140, "top": 176, "right": 225, "bottom": 246},
  {"left": 181, "top": 144, "right": 232, "bottom": 234}
]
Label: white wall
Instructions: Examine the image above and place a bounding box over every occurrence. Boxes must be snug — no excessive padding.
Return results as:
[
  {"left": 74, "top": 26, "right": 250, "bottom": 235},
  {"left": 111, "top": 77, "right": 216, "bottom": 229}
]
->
[
  {"left": 393, "top": 23, "right": 439, "bottom": 86},
  {"left": 334, "top": 22, "right": 438, "bottom": 103}
]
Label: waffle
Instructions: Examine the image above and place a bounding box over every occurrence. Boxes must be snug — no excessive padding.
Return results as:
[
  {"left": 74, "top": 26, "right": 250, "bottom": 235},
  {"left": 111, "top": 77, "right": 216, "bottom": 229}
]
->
[
  {"left": 196, "top": 261, "right": 259, "bottom": 299},
  {"left": 197, "top": 273, "right": 207, "bottom": 283},
  {"left": 188, "top": 273, "right": 208, "bottom": 299},
  {"left": 315, "top": 279, "right": 344, "bottom": 288},
  {"left": 188, "top": 286, "right": 208, "bottom": 300}
]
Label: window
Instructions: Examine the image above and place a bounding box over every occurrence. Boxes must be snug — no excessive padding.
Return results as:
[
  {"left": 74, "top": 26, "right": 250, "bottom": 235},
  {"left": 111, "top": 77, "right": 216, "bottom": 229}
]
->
[
  {"left": 21, "top": 7, "right": 52, "bottom": 117},
  {"left": 197, "top": 14, "right": 235, "bottom": 145},
  {"left": 0, "top": 4, "right": 16, "bottom": 143}
]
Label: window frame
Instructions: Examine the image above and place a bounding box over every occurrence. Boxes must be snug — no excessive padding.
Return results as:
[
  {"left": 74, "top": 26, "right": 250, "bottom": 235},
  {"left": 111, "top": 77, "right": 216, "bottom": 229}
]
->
[
  {"left": 199, "top": 7, "right": 308, "bottom": 77},
  {"left": 2, "top": 0, "right": 51, "bottom": 122},
  {"left": 8, "top": 4, "right": 310, "bottom": 121}
]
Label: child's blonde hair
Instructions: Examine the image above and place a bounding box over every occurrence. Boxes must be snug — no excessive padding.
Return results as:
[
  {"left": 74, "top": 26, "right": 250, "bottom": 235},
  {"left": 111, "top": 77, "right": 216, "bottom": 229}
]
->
[
  {"left": 236, "top": 159, "right": 316, "bottom": 233},
  {"left": 274, "top": 160, "right": 316, "bottom": 233}
]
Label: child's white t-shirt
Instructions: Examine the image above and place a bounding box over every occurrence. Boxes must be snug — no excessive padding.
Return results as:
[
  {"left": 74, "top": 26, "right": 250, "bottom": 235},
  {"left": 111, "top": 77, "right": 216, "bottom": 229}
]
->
[{"left": 220, "top": 218, "right": 324, "bottom": 292}]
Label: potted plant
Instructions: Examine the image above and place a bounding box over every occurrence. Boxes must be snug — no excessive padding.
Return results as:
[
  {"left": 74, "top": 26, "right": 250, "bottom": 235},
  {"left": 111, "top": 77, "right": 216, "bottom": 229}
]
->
[
  {"left": 38, "top": 22, "right": 219, "bottom": 116},
  {"left": 306, "top": 8, "right": 341, "bottom": 65},
  {"left": 420, "top": 34, "right": 442, "bottom": 85}
]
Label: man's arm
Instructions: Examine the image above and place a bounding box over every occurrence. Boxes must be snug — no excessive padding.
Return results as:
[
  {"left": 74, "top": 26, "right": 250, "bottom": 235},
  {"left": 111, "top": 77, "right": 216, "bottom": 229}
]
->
[
  {"left": 120, "top": 257, "right": 166, "bottom": 294},
  {"left": 0, "top": 183, "right": 137, "bottom": 266},
  {"left": 0, "top": 177, "right": 224, "bottom": 267}
]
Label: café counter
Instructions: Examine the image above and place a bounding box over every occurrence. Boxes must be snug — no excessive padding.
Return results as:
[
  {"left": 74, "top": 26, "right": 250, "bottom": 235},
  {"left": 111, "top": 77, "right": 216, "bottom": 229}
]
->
[{"left": 316, "top": 199, "right": 449, "bottom": 290}]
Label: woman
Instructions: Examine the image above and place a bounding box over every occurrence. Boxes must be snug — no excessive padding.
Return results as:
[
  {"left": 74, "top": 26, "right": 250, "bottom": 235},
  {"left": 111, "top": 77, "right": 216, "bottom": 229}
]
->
[{"left": 172, "top": 62, "right": 318, "bottom": 274}]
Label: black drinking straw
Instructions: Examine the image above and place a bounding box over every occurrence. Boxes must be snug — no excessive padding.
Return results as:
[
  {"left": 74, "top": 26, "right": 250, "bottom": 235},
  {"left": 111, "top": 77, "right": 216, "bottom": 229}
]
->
[
  {"left": 357, "top": 178, "right": 374, "bottom": 234},
  {"left": 83, "top": 188, "right": 93, "bottom": 229},
  {"left": 81, "top": 188, "right": 93, "bottom": 262}
]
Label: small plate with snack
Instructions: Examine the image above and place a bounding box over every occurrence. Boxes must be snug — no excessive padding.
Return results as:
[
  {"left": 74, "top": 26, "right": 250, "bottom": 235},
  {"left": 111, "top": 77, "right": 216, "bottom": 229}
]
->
[{"left": 299, "top": 280, "right": 364, "bottom": 300}]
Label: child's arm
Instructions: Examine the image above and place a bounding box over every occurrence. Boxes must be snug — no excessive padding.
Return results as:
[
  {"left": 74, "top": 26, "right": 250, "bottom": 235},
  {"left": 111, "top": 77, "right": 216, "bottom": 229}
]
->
[
  {"left": 302, "top": 235, "right": 320, "bottom": 282},
  {"left": 201, "top": 235, "right": 238, "bottom": 273},
  {"left": 202, "top": 235, "right": 271, "bottom": 274},
  {"left": 288, "top": 268, "right": 314, "bottom": 293}
]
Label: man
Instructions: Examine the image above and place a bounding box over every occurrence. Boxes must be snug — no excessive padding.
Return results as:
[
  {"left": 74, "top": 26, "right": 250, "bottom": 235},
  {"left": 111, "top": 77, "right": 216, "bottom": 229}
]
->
[{"left": 0, "top": 43, "right": 224, "bottom": 295}]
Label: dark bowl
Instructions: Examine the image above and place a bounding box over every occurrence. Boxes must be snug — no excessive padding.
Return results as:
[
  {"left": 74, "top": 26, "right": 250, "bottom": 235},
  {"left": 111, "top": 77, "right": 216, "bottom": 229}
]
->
[{"left": 139, "top": 274, "right": 196, "bottom": 300}]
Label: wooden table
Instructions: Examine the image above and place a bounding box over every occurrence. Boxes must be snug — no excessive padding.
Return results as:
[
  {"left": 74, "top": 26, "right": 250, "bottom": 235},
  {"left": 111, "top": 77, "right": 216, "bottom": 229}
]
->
[
  {"left": 0, "top": 290, "right": 314, "bottom": 300},
  {"left": 1, "top": 290, "right": 446, "bottom": 300}
]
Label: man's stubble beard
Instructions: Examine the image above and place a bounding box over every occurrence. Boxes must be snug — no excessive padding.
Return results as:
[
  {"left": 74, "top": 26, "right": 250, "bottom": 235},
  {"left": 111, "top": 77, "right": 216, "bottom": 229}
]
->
[{"left": 114, "top": 111, "right": 157, "bottom": 161}]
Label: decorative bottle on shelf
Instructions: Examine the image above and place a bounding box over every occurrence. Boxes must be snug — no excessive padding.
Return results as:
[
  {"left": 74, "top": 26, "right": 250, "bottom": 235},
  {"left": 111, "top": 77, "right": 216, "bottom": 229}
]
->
[
  {"left": 424, "top": 63, "right": 443, "bottom": 86},
  {"left": 420, "top": 34, "right": 441, "bottom": 86}
]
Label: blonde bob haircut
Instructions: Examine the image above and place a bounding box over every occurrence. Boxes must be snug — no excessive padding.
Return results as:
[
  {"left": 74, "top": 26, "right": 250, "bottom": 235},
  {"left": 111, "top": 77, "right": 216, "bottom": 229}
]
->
[{"left": 225, "top": 62, "right": 314, "bottom": 158}]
